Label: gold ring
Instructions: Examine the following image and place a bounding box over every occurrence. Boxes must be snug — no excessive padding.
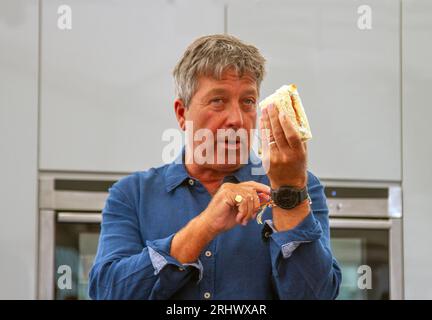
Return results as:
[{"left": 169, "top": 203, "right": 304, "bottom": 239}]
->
[
  {"left": 234, "top": 194, "right": 243, "bottom": 204},
  {"left": 269, "top": 141, "right": 276, "bottom": 146}
]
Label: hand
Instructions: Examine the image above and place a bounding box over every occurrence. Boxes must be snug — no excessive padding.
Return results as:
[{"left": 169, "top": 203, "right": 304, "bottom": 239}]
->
[
  {"left": 199, "top": 181, "right": 271, "bottom": 236},
  {"left": 260, "top": 102, "right": 308, "bottom": 189}
]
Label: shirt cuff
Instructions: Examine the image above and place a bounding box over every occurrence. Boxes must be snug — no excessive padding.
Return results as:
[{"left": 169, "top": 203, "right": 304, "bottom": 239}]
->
[
  {"left": 146, "top": 234, "right": 204, "bottom": 282},
  {"left": 262, "top": 212, "right": 323, "bottom": 259}
]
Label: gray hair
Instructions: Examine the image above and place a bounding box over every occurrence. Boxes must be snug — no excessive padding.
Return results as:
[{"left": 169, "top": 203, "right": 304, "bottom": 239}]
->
[{"left": 173, "top": 34, "right": 266, "bottom": 107}]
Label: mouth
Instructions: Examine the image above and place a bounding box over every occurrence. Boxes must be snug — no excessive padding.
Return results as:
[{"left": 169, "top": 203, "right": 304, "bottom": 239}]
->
[
  {"left": 224, "top": 140, "right": 241, "bottom": 150},
  {"left": 216, "top": 137, "right": 243, "bottom": 150}
]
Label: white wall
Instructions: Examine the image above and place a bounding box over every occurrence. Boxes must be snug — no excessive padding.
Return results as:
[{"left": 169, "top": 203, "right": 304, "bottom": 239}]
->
[
  {"left": 0, "top": 0, "right": 39, "bottom": 299},
  {"left": 402, "top": 0, "right": 432, "bottom": 300}
]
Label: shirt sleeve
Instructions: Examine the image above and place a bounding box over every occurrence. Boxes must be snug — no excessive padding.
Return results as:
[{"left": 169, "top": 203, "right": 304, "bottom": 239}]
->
[
  {"left": 88, "top": 182, "right": 202, "bottom": 300},
  {"left": 263, "top": 172, "right": 342, "bottom": 300}
]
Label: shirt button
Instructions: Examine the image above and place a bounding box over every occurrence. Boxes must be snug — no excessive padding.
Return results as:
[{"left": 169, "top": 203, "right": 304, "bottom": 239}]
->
[
  {"left": 178, "top": 267, "right": 185, "bottom": 271},
  {"left": 203, "top": 292, "right": 211, "bottom": 299},
  {"left": 188, "top": 179, "right": 195, "bottom": 186},
  {"left": 205, "top": 250, "right": 212, "bottom": 257},
  {"left": 264, "top": 231, "right": 272, "bottom": 238}
]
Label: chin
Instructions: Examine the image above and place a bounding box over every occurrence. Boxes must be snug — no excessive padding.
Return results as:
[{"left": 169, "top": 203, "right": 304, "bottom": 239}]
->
[
  {"left": 211, "top": 161, "right": 243, "bottom": 172},
  {"left": 213, "top": 146, "right": 250, "bottom": 171}
]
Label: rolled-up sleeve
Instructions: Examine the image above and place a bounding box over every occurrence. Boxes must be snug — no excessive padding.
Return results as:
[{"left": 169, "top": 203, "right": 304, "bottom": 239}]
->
[
  {"left": 88, "top": 183, "right": 201, "bottom": 300},
  {"left": 146, "top": 236, "right": 203, "bottom": 281},
  {"left": 264, "top": 172, "right": 342, "bottom": 300}
]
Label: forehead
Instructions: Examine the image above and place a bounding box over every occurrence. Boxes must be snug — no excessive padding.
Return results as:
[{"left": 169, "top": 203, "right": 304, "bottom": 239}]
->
[{"left": 195, "top": 69, "right": 258, "bottom": 95}]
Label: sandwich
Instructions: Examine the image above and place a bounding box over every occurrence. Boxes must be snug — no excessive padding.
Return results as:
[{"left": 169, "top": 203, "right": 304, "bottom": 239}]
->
[{"left": 259, "top": 84, "right": 312, "bottom": 142}]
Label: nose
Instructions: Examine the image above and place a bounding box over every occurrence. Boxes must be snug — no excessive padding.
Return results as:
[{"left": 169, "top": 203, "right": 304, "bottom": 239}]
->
[{"left": 225, "top": 103, "right": 244, "bottom": 129}]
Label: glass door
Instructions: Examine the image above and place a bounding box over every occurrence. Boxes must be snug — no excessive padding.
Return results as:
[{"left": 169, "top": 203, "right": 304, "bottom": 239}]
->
[
  {"left": 54, "top": 212, "right": 101, "bottom": 300},
  {"left": 331, "top": 227, "right": 389, "bottom": 300}
]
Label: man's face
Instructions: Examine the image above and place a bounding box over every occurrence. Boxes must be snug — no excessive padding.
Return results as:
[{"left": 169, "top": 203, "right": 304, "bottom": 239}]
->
[{"left": 176, "top": 69, "right": 258, "bottom": 172}]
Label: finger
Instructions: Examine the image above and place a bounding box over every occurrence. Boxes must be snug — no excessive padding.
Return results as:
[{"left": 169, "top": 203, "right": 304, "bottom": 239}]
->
[
  {"left": 239, "top": 188, "right": 263, "bottom": 222},
  {"left": 241, "top": 185, "right": 263, "bottom": 209},
  {"left": 241, "top": 181, "right": 271, "bottom": 195},
  {"left": 243, "top": 195, "right": 252, "bottom": 225},
  {"left": 261, "top": 108, "right": 278, "bottom": 150},
  {"left": 242, "top": 195, "right": 255, "bottom": 226},
  {"left": 223, "top": 189, "right": 238, "bottom": 208},
  {"left": 225, "top": 189, "right": 247, "bottom": 216},
  {"left": 250, "top": 192, "right": 261, "bottom": 219},
  {"left": 252, "top": 192, "right": 260, "bottom": 213},
  {"left": 259, "top": 119, "right": 272, "bottom": 159},
  {"left": 235, "top": 192, "right": 248, "bottom": 224},
  {"left": 235, "top": 201, "right": 244, "bottom": 224},
  {"left": 267, "top": 104, "right": 290, "bottom": 150},
  {"left": 277, "top": 109, "right": 303, "bottom": 150},
  {"left": 233, "top": 187, "right": 259, "bottom": 225}
]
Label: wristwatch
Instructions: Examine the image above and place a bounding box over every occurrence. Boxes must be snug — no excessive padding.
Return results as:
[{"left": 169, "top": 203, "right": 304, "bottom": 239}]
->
[{"left": 271, "top": 186, "right": 310, "bottom": 210}]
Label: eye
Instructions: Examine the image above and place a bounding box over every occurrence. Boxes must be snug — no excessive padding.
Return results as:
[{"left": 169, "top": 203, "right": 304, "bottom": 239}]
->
[
  {"left": 243, "top": 98, "right": 256, "bottom": 108},
  {"left": 210, "top": 97, "right": 225, "bottom": 107}
]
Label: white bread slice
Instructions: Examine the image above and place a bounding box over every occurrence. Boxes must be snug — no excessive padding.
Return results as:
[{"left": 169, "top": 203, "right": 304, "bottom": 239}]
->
[{"left": 259, "top": 84, "right": 312, "bottom": 142}]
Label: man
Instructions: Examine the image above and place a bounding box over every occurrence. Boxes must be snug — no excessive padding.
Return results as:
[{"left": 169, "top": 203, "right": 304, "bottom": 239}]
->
[{"left": 89, "top": 34, "right": 341, "bottom": 299}]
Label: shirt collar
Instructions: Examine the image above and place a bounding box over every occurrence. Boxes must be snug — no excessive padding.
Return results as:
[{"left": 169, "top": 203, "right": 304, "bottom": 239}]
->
[
  {"left": 164, "top": 149, "right": 191, "bottom": 192},
  {"left": 164, "top": 147, "right": 265, "bottom": 192}
]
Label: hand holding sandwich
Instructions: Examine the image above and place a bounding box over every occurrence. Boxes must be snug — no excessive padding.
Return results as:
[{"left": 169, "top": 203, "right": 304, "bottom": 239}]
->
[
  {"left": 259, "top": 85, "right": 310, "bottom": 190},
  {"left": 260, "top": 104, "right": 307, "bottom": 189}
]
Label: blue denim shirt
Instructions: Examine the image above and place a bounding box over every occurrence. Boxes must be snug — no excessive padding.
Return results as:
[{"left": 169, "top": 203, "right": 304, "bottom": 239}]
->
[{"left": 89, "top": 150, "right": 341, "bottom": 300}]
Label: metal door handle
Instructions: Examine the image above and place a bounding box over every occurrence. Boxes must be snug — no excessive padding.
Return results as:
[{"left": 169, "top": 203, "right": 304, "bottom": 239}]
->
[{"left": 57, "top": 212, "right": 102, "bottom": 223}]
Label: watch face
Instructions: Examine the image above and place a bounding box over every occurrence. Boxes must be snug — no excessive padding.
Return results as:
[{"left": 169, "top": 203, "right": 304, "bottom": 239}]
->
[{"left": 278, "top": 189, "right": 299, "bottom": 207}]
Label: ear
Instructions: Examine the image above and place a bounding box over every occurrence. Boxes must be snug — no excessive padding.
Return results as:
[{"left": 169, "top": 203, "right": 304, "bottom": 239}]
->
[{"left": 174, "top": 98, "right": 187, "bottom": 131}]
